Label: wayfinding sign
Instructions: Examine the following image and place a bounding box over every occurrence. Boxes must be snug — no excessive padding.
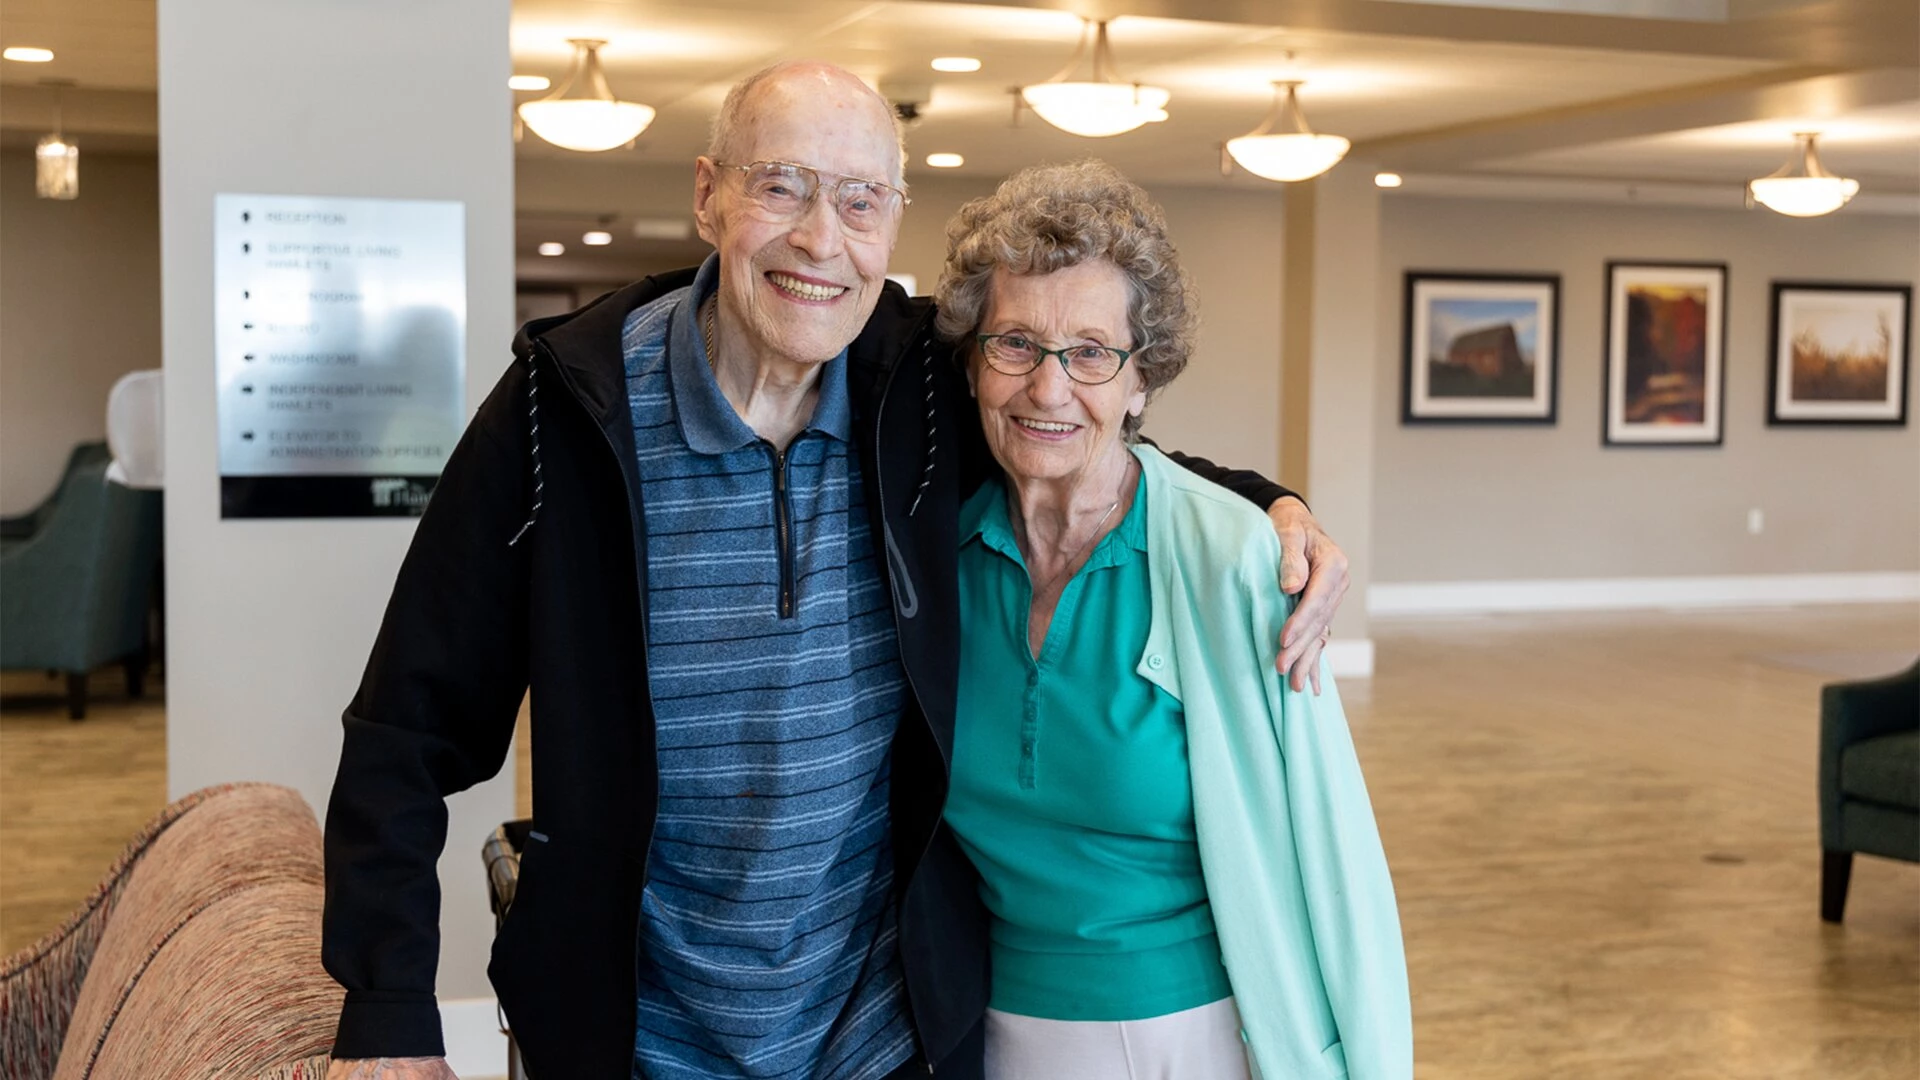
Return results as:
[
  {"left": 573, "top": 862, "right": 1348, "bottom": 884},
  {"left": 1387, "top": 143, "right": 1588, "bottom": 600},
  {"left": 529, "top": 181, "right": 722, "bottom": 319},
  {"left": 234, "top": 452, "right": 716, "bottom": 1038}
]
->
[{"left": 215, "top": 193, "right": 466, "bottom": 518}]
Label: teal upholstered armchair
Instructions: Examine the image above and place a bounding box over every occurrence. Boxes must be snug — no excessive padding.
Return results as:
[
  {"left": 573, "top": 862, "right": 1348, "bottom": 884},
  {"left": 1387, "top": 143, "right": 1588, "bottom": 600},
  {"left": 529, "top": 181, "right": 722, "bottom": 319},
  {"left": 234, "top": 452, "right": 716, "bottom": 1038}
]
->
[
  {"left": 0, "top": 442, "right": 111, "bottom": 552},
  {"left": 1819, "top": 660, "right": 1920, "bottom": 922},
  {"left": 0, "top": 457, "right": 163, "bottom": 719}
]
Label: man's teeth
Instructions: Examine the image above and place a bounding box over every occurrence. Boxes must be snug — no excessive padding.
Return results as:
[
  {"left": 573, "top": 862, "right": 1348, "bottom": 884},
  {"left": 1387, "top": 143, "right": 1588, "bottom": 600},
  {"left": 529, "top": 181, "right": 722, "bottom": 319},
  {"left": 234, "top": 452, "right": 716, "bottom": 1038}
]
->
[
  {"left": 769, "top": 273, "right": 847, "bottom": 301},
  {"left": 1016, "top": 418, "right": 1076, "bottom": 433}
]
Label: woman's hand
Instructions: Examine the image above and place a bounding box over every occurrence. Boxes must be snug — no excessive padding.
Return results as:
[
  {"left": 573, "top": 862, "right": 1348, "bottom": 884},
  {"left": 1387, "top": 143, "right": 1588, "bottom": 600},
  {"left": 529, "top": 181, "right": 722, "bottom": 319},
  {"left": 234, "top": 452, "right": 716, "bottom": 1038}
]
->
[
  {"left": 327, "top": 1059, "right": 459, "bottom": 1080},
  {"left": 1268, "top": 496, "right": 1350, "bottom": 695}
]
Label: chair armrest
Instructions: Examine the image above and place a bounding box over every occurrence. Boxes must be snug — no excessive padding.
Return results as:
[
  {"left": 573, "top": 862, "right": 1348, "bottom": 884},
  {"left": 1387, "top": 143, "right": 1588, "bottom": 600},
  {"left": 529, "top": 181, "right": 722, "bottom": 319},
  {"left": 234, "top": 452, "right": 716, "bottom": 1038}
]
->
[
  {"left": 1824, "top": 662, "right": 1920, "bottom": 746},
  {"left": 1819, "top": 661, "right": 1920, "bottom": 847}
]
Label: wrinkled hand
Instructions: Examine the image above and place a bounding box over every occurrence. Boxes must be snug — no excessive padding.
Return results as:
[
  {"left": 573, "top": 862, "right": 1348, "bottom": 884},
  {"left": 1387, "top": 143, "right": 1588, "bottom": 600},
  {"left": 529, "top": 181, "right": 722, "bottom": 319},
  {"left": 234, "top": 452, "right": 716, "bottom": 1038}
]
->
[
  {"left": 1268, "top": 496, "right": 1350, "bottom": 695},
  {"left": 327, "top": 1059, "right": 459, "bottom": 1080}
]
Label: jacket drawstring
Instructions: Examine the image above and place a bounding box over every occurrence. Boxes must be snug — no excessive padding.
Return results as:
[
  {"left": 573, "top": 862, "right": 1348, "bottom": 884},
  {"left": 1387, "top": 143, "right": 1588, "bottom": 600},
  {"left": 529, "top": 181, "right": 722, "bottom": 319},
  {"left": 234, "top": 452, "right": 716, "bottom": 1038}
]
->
[
  {"left": 508, "top": 352, "right": 545, "bottom": 546},
  {"left": 907, "top": 340, "right": 937, "bottom": 517}
]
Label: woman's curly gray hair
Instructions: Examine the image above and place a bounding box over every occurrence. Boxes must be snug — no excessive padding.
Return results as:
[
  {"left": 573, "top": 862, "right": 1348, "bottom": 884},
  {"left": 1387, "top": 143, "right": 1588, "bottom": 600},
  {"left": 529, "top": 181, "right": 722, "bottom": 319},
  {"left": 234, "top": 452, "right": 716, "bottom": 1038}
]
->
[{"left": 933, "top": 159, "right": 1195, "bottom": 440}]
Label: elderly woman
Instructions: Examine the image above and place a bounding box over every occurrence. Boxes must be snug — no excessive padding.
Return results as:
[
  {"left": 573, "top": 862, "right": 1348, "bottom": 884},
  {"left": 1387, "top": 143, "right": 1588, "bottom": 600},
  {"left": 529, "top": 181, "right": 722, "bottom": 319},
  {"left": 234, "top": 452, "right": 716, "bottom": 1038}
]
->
[{"left": 934, "top": 160, "right": 1411, "bottom": 1080}]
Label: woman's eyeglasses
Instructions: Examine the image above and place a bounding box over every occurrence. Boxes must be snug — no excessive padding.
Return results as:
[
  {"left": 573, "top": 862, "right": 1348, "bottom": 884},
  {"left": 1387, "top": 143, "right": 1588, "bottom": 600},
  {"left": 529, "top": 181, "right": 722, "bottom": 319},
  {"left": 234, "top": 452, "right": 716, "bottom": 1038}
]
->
[{"left": 976, "top": 333, "right": 1132, "bottom": 386}]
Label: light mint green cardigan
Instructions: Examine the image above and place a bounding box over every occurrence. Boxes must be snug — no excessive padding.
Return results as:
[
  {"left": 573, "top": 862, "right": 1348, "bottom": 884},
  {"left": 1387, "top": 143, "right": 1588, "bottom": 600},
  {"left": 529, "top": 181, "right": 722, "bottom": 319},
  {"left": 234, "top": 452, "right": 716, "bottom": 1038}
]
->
[{"left": 1132, "top": 445, "right": 1412, "bottom": 1079}]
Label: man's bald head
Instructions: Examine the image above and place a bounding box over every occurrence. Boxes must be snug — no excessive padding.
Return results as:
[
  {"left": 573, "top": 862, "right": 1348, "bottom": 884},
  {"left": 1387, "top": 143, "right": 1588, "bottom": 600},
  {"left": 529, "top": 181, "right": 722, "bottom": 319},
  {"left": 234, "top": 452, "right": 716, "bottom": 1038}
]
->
[{"left": 708, "top": 61, "right": 908, "bottom": 187}]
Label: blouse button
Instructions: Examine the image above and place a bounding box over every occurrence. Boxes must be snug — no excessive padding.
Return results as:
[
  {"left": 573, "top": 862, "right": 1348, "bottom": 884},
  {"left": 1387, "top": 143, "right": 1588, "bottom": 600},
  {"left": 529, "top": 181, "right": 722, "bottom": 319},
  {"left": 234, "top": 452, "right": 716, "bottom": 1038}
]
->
[{"left": 1147, "top": 654, "right": 1165, "bottom": 670}]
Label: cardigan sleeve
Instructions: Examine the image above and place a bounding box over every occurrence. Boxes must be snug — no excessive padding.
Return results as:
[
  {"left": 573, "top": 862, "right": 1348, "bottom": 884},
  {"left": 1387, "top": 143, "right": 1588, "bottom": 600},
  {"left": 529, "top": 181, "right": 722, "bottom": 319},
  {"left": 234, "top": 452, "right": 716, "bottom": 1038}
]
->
[{"left": 1244, "top": 565, "right": 1414, "bottom": 1078}]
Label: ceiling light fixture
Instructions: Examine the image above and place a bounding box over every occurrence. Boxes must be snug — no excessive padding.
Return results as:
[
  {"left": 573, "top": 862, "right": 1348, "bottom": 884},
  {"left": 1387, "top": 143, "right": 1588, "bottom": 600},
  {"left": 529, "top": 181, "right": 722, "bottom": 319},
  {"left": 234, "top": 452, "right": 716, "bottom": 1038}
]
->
[
  {"left": 517, "top": 39, "right": 655, "bottom": 152},
  {"left": 925, "top": 152, "right": 964, "bottom": 168},
  {"left": 1018, "top": 19, "right": 1169, "bottom": 138},
  {"left": 1747, "top": 132, "right": 1859, "bottom": 218},
  {"left": 538, "top": 242, "right": 565, "bottom": 256},
  {"left": 1224, "top": 78, "right": 1350, "bottom": 183},
  {"left": 508, "top": 74, "right": 551, "bottom": 92},
  {"left": 931, "top": 57, "right": 981, "bottom": 73},
  {"left": 582, "top": 230, "right": 613, "bottom": 246},
  {"left": 36, "top": 80, "right": 77, "bottom": 200},
  {"left": 1374, "top": 171, "right": 1403, "bottom": 188},
  {"left": 4, "top": 47, "right": 55, "bottom": 63}
]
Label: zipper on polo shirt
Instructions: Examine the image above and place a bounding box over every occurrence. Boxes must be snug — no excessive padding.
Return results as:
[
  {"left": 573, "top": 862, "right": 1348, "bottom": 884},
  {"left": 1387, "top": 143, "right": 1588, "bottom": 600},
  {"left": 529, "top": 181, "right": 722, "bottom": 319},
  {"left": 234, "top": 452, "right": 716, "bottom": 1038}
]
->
[{"left": 764, "top": 441, "right": 797, "bottom": 619}]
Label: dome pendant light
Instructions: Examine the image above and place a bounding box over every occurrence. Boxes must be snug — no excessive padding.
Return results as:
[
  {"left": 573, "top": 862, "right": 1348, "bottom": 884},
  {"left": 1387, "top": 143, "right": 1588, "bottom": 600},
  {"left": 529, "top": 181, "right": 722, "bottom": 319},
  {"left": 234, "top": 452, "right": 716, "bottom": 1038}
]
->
[
  {"left": 1225, "top": 80, "right": 1350, "bottom": 183},
  {"left": 1019, "top": 19, "right": 1169, "bottom": 138},
  {"left": 1747, "top": 132, "right": 1859, "bottom": 217},
  {"left": 517, "top": 39, "right": 656, "bottom": 153}
]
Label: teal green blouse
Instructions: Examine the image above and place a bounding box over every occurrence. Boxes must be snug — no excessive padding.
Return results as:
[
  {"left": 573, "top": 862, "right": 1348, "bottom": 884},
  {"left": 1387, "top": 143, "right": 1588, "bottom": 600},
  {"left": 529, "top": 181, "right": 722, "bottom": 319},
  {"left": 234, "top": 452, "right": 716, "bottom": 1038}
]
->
[{"left": 946, "top": 464, "right": 1233, "bottom": 1022}]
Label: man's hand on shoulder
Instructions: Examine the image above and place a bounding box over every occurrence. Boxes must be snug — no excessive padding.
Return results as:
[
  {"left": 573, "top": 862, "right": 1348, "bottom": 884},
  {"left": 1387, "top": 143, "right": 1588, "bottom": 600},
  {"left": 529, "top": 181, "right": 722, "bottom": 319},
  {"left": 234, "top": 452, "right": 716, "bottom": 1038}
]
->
[
  {"left": 1267, "top": 495, "right": 1350, "bottom": 695},
  {"left": 327, "top": 1058, "right": 459, "bottom": 1080}
]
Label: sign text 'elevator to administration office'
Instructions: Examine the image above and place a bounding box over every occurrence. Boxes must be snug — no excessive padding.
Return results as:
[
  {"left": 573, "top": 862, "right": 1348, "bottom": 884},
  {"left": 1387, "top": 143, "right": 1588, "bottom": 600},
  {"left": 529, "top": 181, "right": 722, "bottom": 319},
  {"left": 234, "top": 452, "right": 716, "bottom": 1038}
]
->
[{"left": 215, "top": 194, "right": 466, "bottom": 518}]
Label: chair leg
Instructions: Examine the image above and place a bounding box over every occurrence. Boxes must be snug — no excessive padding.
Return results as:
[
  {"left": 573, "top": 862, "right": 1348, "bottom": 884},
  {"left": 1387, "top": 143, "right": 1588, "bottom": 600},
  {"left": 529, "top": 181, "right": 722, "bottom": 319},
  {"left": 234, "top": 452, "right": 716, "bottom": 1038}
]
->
[
  {"left": 1821, "top": 849, "right": 1853, "bottom": 923},
  {"left": 66, "top": 672, "right": 89, "bottom": 721},
  {"left": 124, "top": 650, "right": 148, "bottom": 698}
]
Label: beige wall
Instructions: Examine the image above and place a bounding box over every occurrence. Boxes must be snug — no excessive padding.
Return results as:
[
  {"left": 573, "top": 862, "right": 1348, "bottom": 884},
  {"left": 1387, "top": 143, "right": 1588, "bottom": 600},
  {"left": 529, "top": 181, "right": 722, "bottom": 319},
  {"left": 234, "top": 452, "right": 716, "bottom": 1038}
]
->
[
  {"left": 1373, "top": 196, "right": 1920, "bottom": 583},
  {"left": 0, "top": 151, "right": 161, "bottom": 514}
]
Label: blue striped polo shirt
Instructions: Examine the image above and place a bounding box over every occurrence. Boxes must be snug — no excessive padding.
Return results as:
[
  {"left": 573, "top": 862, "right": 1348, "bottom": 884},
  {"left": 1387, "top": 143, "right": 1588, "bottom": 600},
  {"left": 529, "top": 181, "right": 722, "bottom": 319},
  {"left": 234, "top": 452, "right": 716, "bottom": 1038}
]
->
[{"left": 622, "top": 256, "right": 916, "bottom": 1080}]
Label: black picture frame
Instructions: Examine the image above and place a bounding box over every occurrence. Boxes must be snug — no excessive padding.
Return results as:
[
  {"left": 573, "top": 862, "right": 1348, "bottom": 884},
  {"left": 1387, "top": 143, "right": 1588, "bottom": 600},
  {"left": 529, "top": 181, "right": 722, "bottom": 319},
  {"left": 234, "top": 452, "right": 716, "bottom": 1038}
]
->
[
  {"left": 1766, "top": 281, "right": 1912, "bottom": 427},
  {"left": 1602, "top": 260, "right": 1728, "bottom": 448},
  {"left": 1401, "top": 272, "right": 1561, "bottom": 425}
]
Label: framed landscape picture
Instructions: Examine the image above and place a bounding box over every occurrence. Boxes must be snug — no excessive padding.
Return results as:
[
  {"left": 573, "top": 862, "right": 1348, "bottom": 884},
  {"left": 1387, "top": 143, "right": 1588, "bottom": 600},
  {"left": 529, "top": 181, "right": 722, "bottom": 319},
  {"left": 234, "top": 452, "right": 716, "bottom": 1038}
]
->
[
  {"left": 1767, "top": 282, "right": 1911, "bottom": 426},
  {"left": 1603, "top": 261, "right": 1726, "bottom": 447},
  {"left": 1402, "top": 272, "right": 1559, "bottom": 424}
]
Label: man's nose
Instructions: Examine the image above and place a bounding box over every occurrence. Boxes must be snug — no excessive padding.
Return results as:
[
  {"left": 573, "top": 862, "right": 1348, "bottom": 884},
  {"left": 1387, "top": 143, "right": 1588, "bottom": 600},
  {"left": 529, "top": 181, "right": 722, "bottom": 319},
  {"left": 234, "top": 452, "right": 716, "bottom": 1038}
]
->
[{"left": 786, "top": 192, "right": 846, "bottom": 262}]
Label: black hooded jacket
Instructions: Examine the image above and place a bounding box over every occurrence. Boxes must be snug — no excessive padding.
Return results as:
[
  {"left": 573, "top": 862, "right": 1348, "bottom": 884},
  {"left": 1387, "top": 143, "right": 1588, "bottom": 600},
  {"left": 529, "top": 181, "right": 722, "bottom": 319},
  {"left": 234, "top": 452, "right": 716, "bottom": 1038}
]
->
[{"left": 321, "top": 269, "right": 1292, "bottom": 1077}]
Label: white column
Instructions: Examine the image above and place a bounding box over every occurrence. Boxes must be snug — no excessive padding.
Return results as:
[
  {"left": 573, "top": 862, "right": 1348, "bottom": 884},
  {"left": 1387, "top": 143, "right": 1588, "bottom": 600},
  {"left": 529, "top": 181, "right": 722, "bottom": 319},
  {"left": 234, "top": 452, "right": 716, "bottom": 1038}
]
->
[
  {"left": 1282, "top": 164, "right": 1382, "bottom": 672},
  {"left": 157, "top": 0, "right": 514, "bottom": 1001}
]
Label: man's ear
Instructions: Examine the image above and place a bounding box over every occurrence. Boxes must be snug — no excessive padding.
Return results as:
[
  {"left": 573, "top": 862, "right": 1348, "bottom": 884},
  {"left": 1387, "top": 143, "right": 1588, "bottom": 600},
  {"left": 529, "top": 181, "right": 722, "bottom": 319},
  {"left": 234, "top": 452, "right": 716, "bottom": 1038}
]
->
[{"left": 692, "top": 158, "right": 720, "bottom": 246}]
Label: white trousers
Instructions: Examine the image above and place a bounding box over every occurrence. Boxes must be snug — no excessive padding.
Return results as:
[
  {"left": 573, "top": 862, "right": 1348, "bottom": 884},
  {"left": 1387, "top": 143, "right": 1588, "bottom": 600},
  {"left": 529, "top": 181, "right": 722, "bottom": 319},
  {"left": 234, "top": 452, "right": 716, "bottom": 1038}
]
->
[{"left": 984, "top": 998, "right": 1256, "bottom": 1080}]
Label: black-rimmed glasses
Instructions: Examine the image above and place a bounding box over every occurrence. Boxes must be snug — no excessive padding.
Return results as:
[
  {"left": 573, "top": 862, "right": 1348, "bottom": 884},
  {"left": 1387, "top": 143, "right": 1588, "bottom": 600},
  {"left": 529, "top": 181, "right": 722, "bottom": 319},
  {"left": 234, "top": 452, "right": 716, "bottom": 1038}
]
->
[
  {"left": 976, "top": 333, "right": 1133, "bottom": 385},
  {"left": 712, "top": 160, "right": 909, "bottom": 234}
]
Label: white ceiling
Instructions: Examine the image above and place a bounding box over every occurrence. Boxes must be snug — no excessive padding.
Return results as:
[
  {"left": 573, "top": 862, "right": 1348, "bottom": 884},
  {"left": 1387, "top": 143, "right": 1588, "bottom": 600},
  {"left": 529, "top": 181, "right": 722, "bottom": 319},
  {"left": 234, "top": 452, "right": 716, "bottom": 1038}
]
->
[
  {"left": 1485, "top": 98, "right": 1920, "bottom": 183},
  {"left": 0, "top": 0, "right": 153, "bottom": 92},
  {"left": 1, "top": 0, "right": 1915, "bottom": 193},
  {"left": 500, "top": 0, "right": 1829, "bottom": 187}
]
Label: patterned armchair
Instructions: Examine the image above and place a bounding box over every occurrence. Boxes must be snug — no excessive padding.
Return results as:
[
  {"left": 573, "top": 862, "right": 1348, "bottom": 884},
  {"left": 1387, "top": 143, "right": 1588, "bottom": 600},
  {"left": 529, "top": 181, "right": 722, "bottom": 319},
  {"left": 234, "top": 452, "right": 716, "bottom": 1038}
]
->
[
  {"left": 1819, "top": 660, "right": 1920, "bottom": 922},
  {"left": 0, "top": 783, "right": 341, "bottom": 1080},
  {"left": 0, "top": 457, "right": 162, "bottom": 719}
]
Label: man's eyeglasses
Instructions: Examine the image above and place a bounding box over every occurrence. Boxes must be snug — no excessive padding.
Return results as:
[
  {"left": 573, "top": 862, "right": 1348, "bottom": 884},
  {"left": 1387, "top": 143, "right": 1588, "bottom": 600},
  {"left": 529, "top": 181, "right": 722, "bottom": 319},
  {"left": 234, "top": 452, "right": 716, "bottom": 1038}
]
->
[
  {"left": 976, "top": 333, "right": 1133, "bottom": 386},
  {"left": 712, "top": 160, "right": 909, "bottom": 235}
]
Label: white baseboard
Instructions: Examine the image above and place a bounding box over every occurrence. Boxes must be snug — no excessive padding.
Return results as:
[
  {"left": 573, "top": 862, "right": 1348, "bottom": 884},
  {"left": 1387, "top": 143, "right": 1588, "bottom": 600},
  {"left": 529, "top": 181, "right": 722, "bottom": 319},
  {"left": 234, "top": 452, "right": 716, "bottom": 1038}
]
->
[
  {"left": 1325, "top": 638, "right": 1375, "bottom": 678},
  {"left": 442, "top": 998, "right": 509, "bottom": 1080},
  {"left": 1369, "top": 571, "right": 1920, "bottom": 618}
]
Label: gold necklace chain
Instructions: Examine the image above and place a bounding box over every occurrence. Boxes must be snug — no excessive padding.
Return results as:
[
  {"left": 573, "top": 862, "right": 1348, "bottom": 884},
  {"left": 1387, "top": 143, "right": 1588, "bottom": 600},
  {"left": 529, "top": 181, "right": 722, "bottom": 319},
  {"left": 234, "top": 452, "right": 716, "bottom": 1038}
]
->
[{"left": 1017, "top": 453, "right": 1136, "bottom": 598}]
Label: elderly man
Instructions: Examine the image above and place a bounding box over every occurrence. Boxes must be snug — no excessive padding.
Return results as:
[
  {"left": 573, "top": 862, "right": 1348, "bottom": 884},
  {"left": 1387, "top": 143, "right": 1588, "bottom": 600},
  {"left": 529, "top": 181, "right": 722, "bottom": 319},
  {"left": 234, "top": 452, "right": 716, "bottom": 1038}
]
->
[{"left": 324, "top": 62, "right": 1348, "bottom": 1080}]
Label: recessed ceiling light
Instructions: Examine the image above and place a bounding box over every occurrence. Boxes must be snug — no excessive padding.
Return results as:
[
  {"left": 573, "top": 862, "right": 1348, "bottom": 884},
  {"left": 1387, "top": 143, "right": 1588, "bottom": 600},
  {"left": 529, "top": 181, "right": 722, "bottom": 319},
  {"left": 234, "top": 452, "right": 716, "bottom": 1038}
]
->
[
  {"left": 3, "top": 47, "right": 55, "bottom": 63},
  {"left": 1374, "top": 172, "right": 1403, "bottom": 188},
  {"left": 931, "top": 57, "right": 981, "bottom": 73},
  {"left": 509, "top": 74, "right": 551, "bottom": 92},
  {"left": 538, "top": 242, "right": 565, "bottom": 256},
  {"left": 582, "top": 230, "right": 613, "bottom": 246},
  {"left": 925, "top": 153, "right": 964, "bottom": 169}
]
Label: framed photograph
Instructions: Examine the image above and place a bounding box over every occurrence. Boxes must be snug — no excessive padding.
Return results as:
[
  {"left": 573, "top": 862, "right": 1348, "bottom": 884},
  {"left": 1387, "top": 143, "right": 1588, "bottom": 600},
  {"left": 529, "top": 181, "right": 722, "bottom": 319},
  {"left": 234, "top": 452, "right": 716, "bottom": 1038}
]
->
[
  {"left": 1767, "top": 282, "right": 1911, "bottom": 426},
  {"left": 1604, "top": 261, "right": 1727, "bottom": 447},
  {"left": 1402, "top": 272, "right": 1560, "bottom": 424}
]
